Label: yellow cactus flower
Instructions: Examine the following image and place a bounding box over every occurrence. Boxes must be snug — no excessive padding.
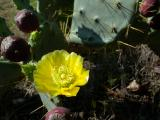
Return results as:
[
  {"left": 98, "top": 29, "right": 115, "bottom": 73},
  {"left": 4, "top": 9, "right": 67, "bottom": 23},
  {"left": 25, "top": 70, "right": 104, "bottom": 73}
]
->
[{"left": 34, "top": 50, "right": 89, "bottom": 97}]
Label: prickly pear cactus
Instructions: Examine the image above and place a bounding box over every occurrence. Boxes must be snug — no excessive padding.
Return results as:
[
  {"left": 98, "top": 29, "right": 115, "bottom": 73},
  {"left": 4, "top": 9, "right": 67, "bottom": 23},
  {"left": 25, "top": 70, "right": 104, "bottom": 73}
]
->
[
  {"left": 36, "top": 0, "right": 56, "bottom": 20},
  {"left": 11, "top": 0, "right": 68, "bottom": 112},
  {"left": 29, "top": 22, "right": 67, "bottom": 61},
  {"left": 68, "top": 0, "right": 136, "bottom": 46},
  {"left": 13, "top": 0, "right": 34, "bottom": 10}
]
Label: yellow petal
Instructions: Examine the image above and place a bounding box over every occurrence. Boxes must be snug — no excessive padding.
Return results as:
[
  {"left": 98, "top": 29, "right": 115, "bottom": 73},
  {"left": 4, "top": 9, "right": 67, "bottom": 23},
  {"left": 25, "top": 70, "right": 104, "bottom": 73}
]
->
[
  {"left": 73, "top": 70, "right": 89, "bottom": 87},
  {"left": 60, "top": 87, "right": 80, "bottom": 97},
  {"left": 34, "top": 63, "right": 53, "bottom": 87},
  {"left": 34, "top": 77, "right": 59, "bottom": 94},
  {"left": 34, "top": 68, "right": 59, "bottom": 93},
  {"left": 35, "top": 55, "right": 52, "bottom": 77},
  {"left": 34, "top": 50, "right": 69, "bottom": 88},
  {"left": 48, "top": 90, "right": 60, "bottom": 96},
  {"left": 67, "top": 52, "right": 83, "bottom": 74},
  {"left": 36, "top": 83, "right": 57, "bottom": 92},
  {"left": 50, "top": 50, "right": 69, "bottom": 66}
]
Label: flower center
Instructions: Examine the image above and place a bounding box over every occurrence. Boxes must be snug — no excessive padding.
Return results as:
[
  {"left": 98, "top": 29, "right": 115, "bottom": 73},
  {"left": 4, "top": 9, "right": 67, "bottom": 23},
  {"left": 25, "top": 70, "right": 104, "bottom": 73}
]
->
[{"left": 52, "top": 65, "right": 75, "bottom": 88}]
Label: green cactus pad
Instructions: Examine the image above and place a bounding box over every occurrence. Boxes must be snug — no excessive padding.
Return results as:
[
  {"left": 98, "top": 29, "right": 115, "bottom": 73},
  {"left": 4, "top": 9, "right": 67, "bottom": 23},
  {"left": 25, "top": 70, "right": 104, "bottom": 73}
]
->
[
  {"left": 0, "top": 61, "right": 23, "bottom": 84},
  {"left": 68, "top": 0, "right": 136, "bottom": 46},
  {"left": 39, "top": 93, "right": 56, "bottom": 111},
  {"left": 0, "top": 17, "right": 13, "bottom": 37},
  {"left": 29, "top": 22, "right": 67, "bottom": 61},
  {"left": 0, "top": 61, "right": 23, "bottom": 97},
  {"left": 12, "top": 0, "right": 34, "bottom": 10}
]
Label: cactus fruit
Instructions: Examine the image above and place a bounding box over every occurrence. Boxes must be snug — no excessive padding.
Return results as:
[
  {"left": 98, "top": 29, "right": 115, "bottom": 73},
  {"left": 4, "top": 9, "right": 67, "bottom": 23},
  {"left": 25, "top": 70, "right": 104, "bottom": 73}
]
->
[
  {"left": 139, "top": 0, "right": 159, "bottom": 17},
  {"left": 68, "top": 0, "right": 136, "bottom": 46},
  {"left": 15, "top": 9, "right": 39, "bottom": 33},
  {"left": 45, "top": 107, "right": 70, "bottom": 120},
  {"left": 1, "top": 36, "right": 31, "bottom": 62}
]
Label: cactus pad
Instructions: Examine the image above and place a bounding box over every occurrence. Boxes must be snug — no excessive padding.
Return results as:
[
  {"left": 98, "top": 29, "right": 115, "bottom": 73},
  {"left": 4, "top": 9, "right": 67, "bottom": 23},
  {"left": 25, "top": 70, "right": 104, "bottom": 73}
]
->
[{"left": 68, "top": 0, "right": 136, "bottom": 46}]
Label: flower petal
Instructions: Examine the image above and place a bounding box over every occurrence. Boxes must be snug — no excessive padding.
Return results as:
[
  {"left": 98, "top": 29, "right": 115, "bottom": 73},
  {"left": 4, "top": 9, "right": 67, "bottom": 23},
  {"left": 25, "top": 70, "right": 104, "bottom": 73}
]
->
[
  {"left": 71, "top": 70, "right": 89, "bottom": 88},
  {"left": 77, "top": 70, "right": 89, "bottom": 85},
  {"left": 34, "top": 50, "right": 89, "bottom": 97},
  {"left": 67, "top": 52, "right": 83, "bottom": 74},
  {"left": 50, "top": 50, "right": 69, "bottom": 66},
  {"left": 61, "top": 87, "right": 80, "bottom": 97}
]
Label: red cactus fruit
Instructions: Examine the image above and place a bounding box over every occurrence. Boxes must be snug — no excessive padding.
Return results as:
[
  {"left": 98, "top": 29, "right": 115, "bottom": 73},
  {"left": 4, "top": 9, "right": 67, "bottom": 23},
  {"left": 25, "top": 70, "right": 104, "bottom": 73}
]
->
[
  {"left": 45, "top": 107, "right": 70, "bottom": 120},
  {"left": 149, "top": 13, "right": 160, "bottom": 30},
  {"left": 139, "top": 0, "right": 159, "bottom": 17},
  {"left": 15, "top": 9, "right": 39, "bottom": 33},
  {"left": 1, "top": 36, "right": 31, "bottom": 62}
]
